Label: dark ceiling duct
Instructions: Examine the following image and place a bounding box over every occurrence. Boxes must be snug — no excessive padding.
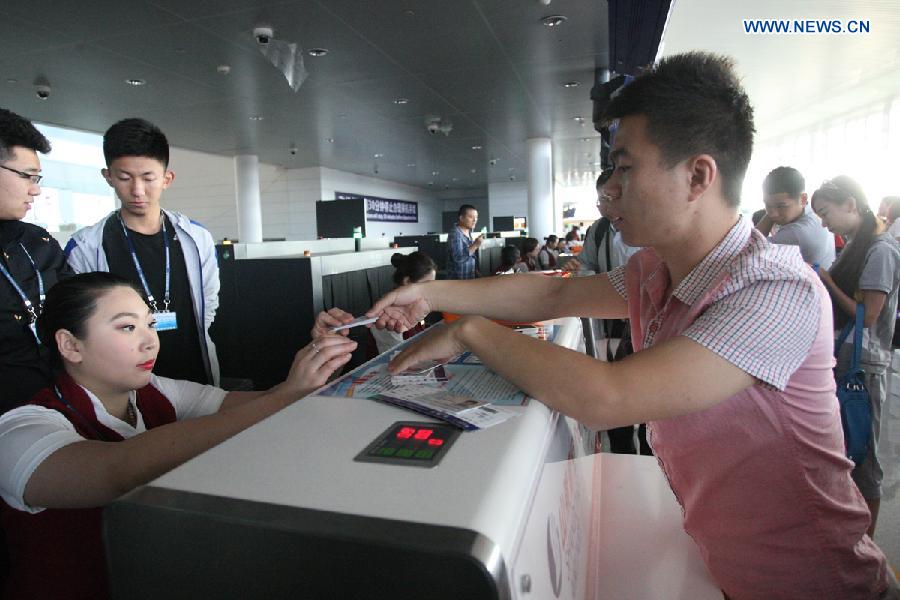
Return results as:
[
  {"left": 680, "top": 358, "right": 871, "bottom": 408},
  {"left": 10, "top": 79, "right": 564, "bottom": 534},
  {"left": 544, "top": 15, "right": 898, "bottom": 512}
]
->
[{"left": 608, "top": 0, "right": 672, "bottom": 76}]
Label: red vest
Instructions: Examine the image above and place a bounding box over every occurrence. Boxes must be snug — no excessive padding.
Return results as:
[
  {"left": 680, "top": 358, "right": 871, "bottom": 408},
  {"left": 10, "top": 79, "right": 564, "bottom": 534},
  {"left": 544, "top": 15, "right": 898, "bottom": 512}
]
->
[{"left": 1, "top": 373, "right": 177, "bottom": 600}]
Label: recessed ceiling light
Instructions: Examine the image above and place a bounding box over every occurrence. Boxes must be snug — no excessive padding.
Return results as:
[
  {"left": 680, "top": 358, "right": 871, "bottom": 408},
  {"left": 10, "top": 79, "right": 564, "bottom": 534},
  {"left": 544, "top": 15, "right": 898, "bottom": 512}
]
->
[
  {"left": 452, "top": 178, "right": 459, "bottom": 182},
  {"left": 249, "top": 115, "right": 263, "bottom": 121},
  {"left": 432, "top": 170, "right": 439, "bottom": 176},
  {"left": 326, "top": 137, "right": 334, "bottom": 143},
  {"left": 338, "top": 113, "right": 348, "bottom": 119},
  {"left": 541, "top": 15, "right": 567, "bottom": 27},
  {"left": 307, "top": 48, "right": 329, "bottom": 57},
  {"left": 471, "top": 144, "right": 483, "bottom": 151},
  {"left": 374, "top": 153, "right": 384, "bottom": 158},
  {"left": 581, "top": 137, "right": 592, "bottom": 142},
  {"left": 470, "top": 168, "right": 476, "bottom": 174},
  {"left": 407, "top": 163, "right": 416, "bottom": 167},
  {"left": 5, "top": 78, "right": 18, "bottom": 84},
  {"left": 573, "top": 116, "right": 585, "bottom": 123},
  {"left": 126, "top": 78, "right": 146, "bottom": 86},
  {"left": 563, "top": 81, "right": 580, "bottom": 88},
  {"left": 393, "top": 98, "right": 409, "bottom": 105},
  {"left": 403, "top": 9, "right": 416, "bottom": 16}
]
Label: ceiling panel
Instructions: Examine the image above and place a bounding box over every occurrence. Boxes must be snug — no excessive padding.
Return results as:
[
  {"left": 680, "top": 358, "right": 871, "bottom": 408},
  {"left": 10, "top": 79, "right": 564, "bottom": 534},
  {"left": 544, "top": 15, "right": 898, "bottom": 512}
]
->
[{"left": 1, "top": 0, "right": 610, "bottom": 190}]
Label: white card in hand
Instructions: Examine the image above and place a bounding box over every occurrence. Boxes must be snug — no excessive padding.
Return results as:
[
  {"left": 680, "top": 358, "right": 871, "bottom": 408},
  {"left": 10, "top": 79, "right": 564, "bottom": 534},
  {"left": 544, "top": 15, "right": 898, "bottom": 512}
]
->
[{"left": 330, "top": 316, "right": 378, "bottom": 332}]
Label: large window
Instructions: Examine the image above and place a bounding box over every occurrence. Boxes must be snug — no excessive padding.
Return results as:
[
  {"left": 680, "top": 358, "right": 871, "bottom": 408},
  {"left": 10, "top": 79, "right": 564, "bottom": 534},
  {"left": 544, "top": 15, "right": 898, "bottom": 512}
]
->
[
  {"left": 743, "top": 97, "right": 900, "bottom": 213},
  {"left": 23, "top": 123, "right": 115, "bottom": 234}
]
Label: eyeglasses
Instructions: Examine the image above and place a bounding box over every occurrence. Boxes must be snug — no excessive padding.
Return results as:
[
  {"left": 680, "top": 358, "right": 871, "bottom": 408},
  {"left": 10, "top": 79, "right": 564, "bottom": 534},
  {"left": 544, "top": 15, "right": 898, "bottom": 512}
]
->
[{"left": 0, "top": 164, "right": 43, "bottom": 184}]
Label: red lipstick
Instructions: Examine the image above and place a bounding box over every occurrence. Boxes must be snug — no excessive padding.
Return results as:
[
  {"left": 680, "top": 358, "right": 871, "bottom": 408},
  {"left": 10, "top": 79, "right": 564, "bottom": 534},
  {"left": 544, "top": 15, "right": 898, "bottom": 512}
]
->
[{"left": 138, "top": 360, "right": 155, "bottom": 371}]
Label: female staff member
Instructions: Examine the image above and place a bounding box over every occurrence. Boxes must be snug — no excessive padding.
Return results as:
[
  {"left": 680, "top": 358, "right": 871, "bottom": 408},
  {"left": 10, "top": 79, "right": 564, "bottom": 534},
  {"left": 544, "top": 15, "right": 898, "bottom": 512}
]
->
[
  {"left": 0, "top": 108, "right": 73, "bottom": 414},
  {"left": 370, "top": 251, "right": 437, "bottom": 355},
  {"left": 812, "top": 176, "right": 900, "bottom": 537},
  {"left": 0, "top": 273, "right": 356, "bottom": 599}
]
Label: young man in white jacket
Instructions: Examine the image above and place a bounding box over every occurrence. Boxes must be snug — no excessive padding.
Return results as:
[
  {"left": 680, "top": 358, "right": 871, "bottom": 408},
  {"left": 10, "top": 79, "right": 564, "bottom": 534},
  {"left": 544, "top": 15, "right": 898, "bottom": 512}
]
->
[{"left": 65, "top": 119, "right": 219, "bottom": 385}]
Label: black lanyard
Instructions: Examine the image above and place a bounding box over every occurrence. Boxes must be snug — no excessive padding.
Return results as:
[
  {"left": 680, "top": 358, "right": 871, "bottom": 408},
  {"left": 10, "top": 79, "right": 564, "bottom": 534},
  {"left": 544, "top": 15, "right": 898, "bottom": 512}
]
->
[
  {"left": 0, "top": 243, "right": 45, "bottom": 328},
  {"left": 52, "top": 385, "right": 111, "bottom": 442},
  {"left": 117, "top": 212, "right": 170, "bottom": 312}
]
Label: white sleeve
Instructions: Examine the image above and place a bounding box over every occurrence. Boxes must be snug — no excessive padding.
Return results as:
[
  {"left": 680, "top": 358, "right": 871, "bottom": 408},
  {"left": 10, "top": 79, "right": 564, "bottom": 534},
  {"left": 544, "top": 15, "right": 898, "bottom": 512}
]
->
[
  {"left": 371, "top": 327, "right": 404, "bottom": 354},
  {"left": 150, "top": 375, "right": 227, "bottom": 421},
  {"left": 0, "top": 406, "right": 85, "bottom": 513}
]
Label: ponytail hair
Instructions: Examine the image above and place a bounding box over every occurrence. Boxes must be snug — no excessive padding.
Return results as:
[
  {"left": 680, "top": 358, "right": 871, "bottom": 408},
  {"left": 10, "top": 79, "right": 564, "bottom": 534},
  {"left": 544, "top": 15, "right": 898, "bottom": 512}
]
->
[
  {"left": 36, "top": 272, "right": 141, "bottom": 368},
  {"left": 812, "top": 175, "right": 878, "bottom": 327},
  {"left": 391, "top": 251, "right": 437, "bottom": 286}
]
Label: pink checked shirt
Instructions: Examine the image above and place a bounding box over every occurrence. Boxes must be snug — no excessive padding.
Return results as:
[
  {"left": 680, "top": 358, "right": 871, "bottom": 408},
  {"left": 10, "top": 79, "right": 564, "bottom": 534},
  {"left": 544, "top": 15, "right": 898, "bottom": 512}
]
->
[{"left": 608, "top": 217, "right": 891, "bottom": 600}]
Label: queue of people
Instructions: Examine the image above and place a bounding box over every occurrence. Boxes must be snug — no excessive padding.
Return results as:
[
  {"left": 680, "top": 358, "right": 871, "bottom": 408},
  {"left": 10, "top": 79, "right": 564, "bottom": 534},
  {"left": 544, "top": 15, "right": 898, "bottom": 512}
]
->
[{"left": 2, "top": 48, "right": 900, "bottom": 600}]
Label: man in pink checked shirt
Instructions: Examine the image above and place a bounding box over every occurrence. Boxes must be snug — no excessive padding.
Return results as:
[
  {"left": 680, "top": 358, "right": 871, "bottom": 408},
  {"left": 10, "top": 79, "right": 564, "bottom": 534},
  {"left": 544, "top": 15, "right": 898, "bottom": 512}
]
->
[{"left": 318, "top": 52, "right": 899, "bottom": 599}]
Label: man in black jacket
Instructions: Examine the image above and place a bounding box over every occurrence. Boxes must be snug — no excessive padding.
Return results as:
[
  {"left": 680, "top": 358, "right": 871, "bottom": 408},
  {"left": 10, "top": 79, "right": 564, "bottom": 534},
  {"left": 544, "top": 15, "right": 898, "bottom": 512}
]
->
[{"left": 0, "top": 108, "right": 73, "bottom": 414}]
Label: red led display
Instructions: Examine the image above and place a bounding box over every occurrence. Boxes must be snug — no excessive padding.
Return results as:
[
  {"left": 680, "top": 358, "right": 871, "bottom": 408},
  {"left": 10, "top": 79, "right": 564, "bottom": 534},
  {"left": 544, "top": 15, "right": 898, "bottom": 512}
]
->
[
  {"left": 413, "top": 428, "right": 433, "bottom": 440},
  {"left": 428, "top": 438, "right": 444, "bottom": 446},
  {"left": 396, "top": 427, "right": 416, "bottom": 440}
]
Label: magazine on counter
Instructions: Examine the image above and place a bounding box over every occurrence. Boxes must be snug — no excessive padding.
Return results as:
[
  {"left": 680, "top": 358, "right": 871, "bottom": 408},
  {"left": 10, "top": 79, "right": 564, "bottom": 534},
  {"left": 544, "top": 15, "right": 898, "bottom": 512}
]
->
[{"left": 370, "top": 384, "right": 518, "bottom": 430}]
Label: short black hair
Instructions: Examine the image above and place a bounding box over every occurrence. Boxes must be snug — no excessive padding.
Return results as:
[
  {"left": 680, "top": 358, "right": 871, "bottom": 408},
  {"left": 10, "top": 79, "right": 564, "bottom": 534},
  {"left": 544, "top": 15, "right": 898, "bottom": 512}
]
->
[
  {"left": 763, "top": 166, "right": 805, "bottom": 198},
  {"left": 596, "top": 168, "right": 613, "bottom": 189},
  {"left": 0, "top": 108, "right": 51, "bottom": 162},
  {"left": 458, "top": 204, "right": 477, "bottom": 218},
  {"left": 103, "top": 118, "right": 169, "bottom": 167},
  {"left": 604, "top": 52, "right": 755, "bottom": 207}
]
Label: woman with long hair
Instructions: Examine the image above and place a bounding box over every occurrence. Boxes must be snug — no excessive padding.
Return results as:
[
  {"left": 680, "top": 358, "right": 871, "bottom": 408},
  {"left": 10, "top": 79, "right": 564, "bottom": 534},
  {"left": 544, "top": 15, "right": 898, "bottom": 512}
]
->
[
  {"left": 0, "top": 272, "right": 355, "bottom": 599},
  {"left": 812, "top": 176, "right": 900, "bottom": 537}
]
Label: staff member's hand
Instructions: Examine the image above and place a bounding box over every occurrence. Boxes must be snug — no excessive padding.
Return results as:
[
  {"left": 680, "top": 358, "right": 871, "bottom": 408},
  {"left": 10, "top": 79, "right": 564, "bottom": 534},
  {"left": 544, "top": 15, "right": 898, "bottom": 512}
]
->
[
  {"left": 387, "top": 319, "right": 472, "bottom": 374},
  {"left": 312, "top": 308, "right": 355, "bottom": 338},
  {"left": 561, "top": 258, "right": 582, "bottom": 271},
  {"left": 283, "top": 335, "right": 357, "bottom": 396},
  {"left": 367, "top": 283, "right": 433, "bottom": 333}
]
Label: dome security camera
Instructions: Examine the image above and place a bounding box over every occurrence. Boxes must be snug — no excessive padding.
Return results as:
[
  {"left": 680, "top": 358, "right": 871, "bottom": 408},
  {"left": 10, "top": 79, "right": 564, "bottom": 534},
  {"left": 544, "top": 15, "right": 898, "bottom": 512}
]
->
[
  {"left": 427, "top": 122, "right": 441, "bottom": 135},
  {"left": 289, "top": 145, "right": 298, "bottom": 155},
  {"left": 253, "top": 26, "right": 274, "bottom": 45},
  {"left": 34, "top": 82, "right": 51, "bottom": 100}
]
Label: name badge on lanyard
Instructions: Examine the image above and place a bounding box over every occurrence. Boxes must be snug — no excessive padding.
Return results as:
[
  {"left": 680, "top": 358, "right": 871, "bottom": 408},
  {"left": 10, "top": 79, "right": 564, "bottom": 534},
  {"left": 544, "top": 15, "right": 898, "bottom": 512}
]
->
[
  {"left": 0, "top": 244, "right": 45, "bottom": 344},
  {"left": 118, "top": 213, "right": 179, "bottom": 333},
  {"left": 155, "top": 311, "right": 178, "bottom": 332}
]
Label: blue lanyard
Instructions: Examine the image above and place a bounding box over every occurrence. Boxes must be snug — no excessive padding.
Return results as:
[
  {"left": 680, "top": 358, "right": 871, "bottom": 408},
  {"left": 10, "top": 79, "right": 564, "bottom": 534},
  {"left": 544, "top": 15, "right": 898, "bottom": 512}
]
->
[
  {"left": 53, "top": 385, "right": 110, "bottom": 442},
  {"left": 117, "top": 212, "right": 170, "bottom": 312},
  {"left": 0, "top": 243, "right": 45, "bottom": 324}
]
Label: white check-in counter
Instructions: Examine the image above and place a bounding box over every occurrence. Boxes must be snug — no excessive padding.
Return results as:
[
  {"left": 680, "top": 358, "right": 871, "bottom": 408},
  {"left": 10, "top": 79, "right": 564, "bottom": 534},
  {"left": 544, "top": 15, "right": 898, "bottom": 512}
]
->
[{"left": 105, "top": 318, "right": 719, "bottom": 599}]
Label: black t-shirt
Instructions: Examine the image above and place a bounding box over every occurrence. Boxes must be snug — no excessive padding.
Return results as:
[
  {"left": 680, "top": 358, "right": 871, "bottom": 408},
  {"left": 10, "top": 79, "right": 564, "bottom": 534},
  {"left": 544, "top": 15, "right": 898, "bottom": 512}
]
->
[{"left": 102, "top": 215, "right": 209, "bottom": 384}]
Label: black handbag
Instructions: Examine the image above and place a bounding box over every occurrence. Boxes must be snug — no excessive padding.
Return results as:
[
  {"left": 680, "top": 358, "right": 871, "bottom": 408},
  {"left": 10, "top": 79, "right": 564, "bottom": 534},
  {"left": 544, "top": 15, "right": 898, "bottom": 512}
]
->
[{"left": 834, "top": 303, "right": 872, "bottom": 466}]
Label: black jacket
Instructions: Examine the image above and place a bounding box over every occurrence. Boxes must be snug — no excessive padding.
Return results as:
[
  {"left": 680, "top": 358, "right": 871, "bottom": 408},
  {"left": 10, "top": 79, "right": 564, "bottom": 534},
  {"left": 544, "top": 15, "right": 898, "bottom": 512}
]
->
[{"left": 0, "top": 220, "right": 73, "bottom": 413}]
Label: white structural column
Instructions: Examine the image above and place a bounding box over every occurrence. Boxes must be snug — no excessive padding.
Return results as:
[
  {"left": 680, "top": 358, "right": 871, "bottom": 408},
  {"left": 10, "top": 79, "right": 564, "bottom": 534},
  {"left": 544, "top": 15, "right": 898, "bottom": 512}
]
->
[
  {"left": 526, "top": 137, "right": 554, "bottom": 241},
  {"left": 234, "top": 154, "right": 263, "bottom": 243}
]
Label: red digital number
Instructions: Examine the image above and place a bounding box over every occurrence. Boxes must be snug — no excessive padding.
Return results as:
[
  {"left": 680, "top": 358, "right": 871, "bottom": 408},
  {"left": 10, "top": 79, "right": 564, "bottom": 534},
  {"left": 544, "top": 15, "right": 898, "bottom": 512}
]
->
[
  {"left": 414, "top": 428, "right": 433, "bottom": 440},
  {"left": 428, "top": 438, "right": 444, "bottom": 446},
  {"left": 396, "top": 427, "right": 416, "bottom": 439}
]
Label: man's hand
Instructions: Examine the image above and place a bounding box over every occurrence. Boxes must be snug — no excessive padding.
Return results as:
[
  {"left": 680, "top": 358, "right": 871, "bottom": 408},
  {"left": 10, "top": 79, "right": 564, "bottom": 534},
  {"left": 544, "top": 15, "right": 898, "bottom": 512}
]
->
[
  {"left": 387, "top": 318, "right": 473, "bottom": 374},
  {"left": 367, "top": 283, "right": 433, "bottom": 333},
  {"left": 312, "top": 308, "right": 355, "bottom": 338}
]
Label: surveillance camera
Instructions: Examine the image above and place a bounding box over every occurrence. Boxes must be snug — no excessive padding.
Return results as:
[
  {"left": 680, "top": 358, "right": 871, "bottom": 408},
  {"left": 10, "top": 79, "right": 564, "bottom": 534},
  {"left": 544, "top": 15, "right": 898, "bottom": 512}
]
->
[
  {"left": 34, "top": 83, "right": 51, "bottom": 100},
  {"left": 489, "top": 158, "right": 498, "bottom": 166},
  {"left": 253, "top": 26, "right": 274, "bottom": 45},
  {"left": 427, "top": 122, "right": 441, "bottom": 135},
  {"left": 289, "top": 146, "right": 298, "bottom": 155}
]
